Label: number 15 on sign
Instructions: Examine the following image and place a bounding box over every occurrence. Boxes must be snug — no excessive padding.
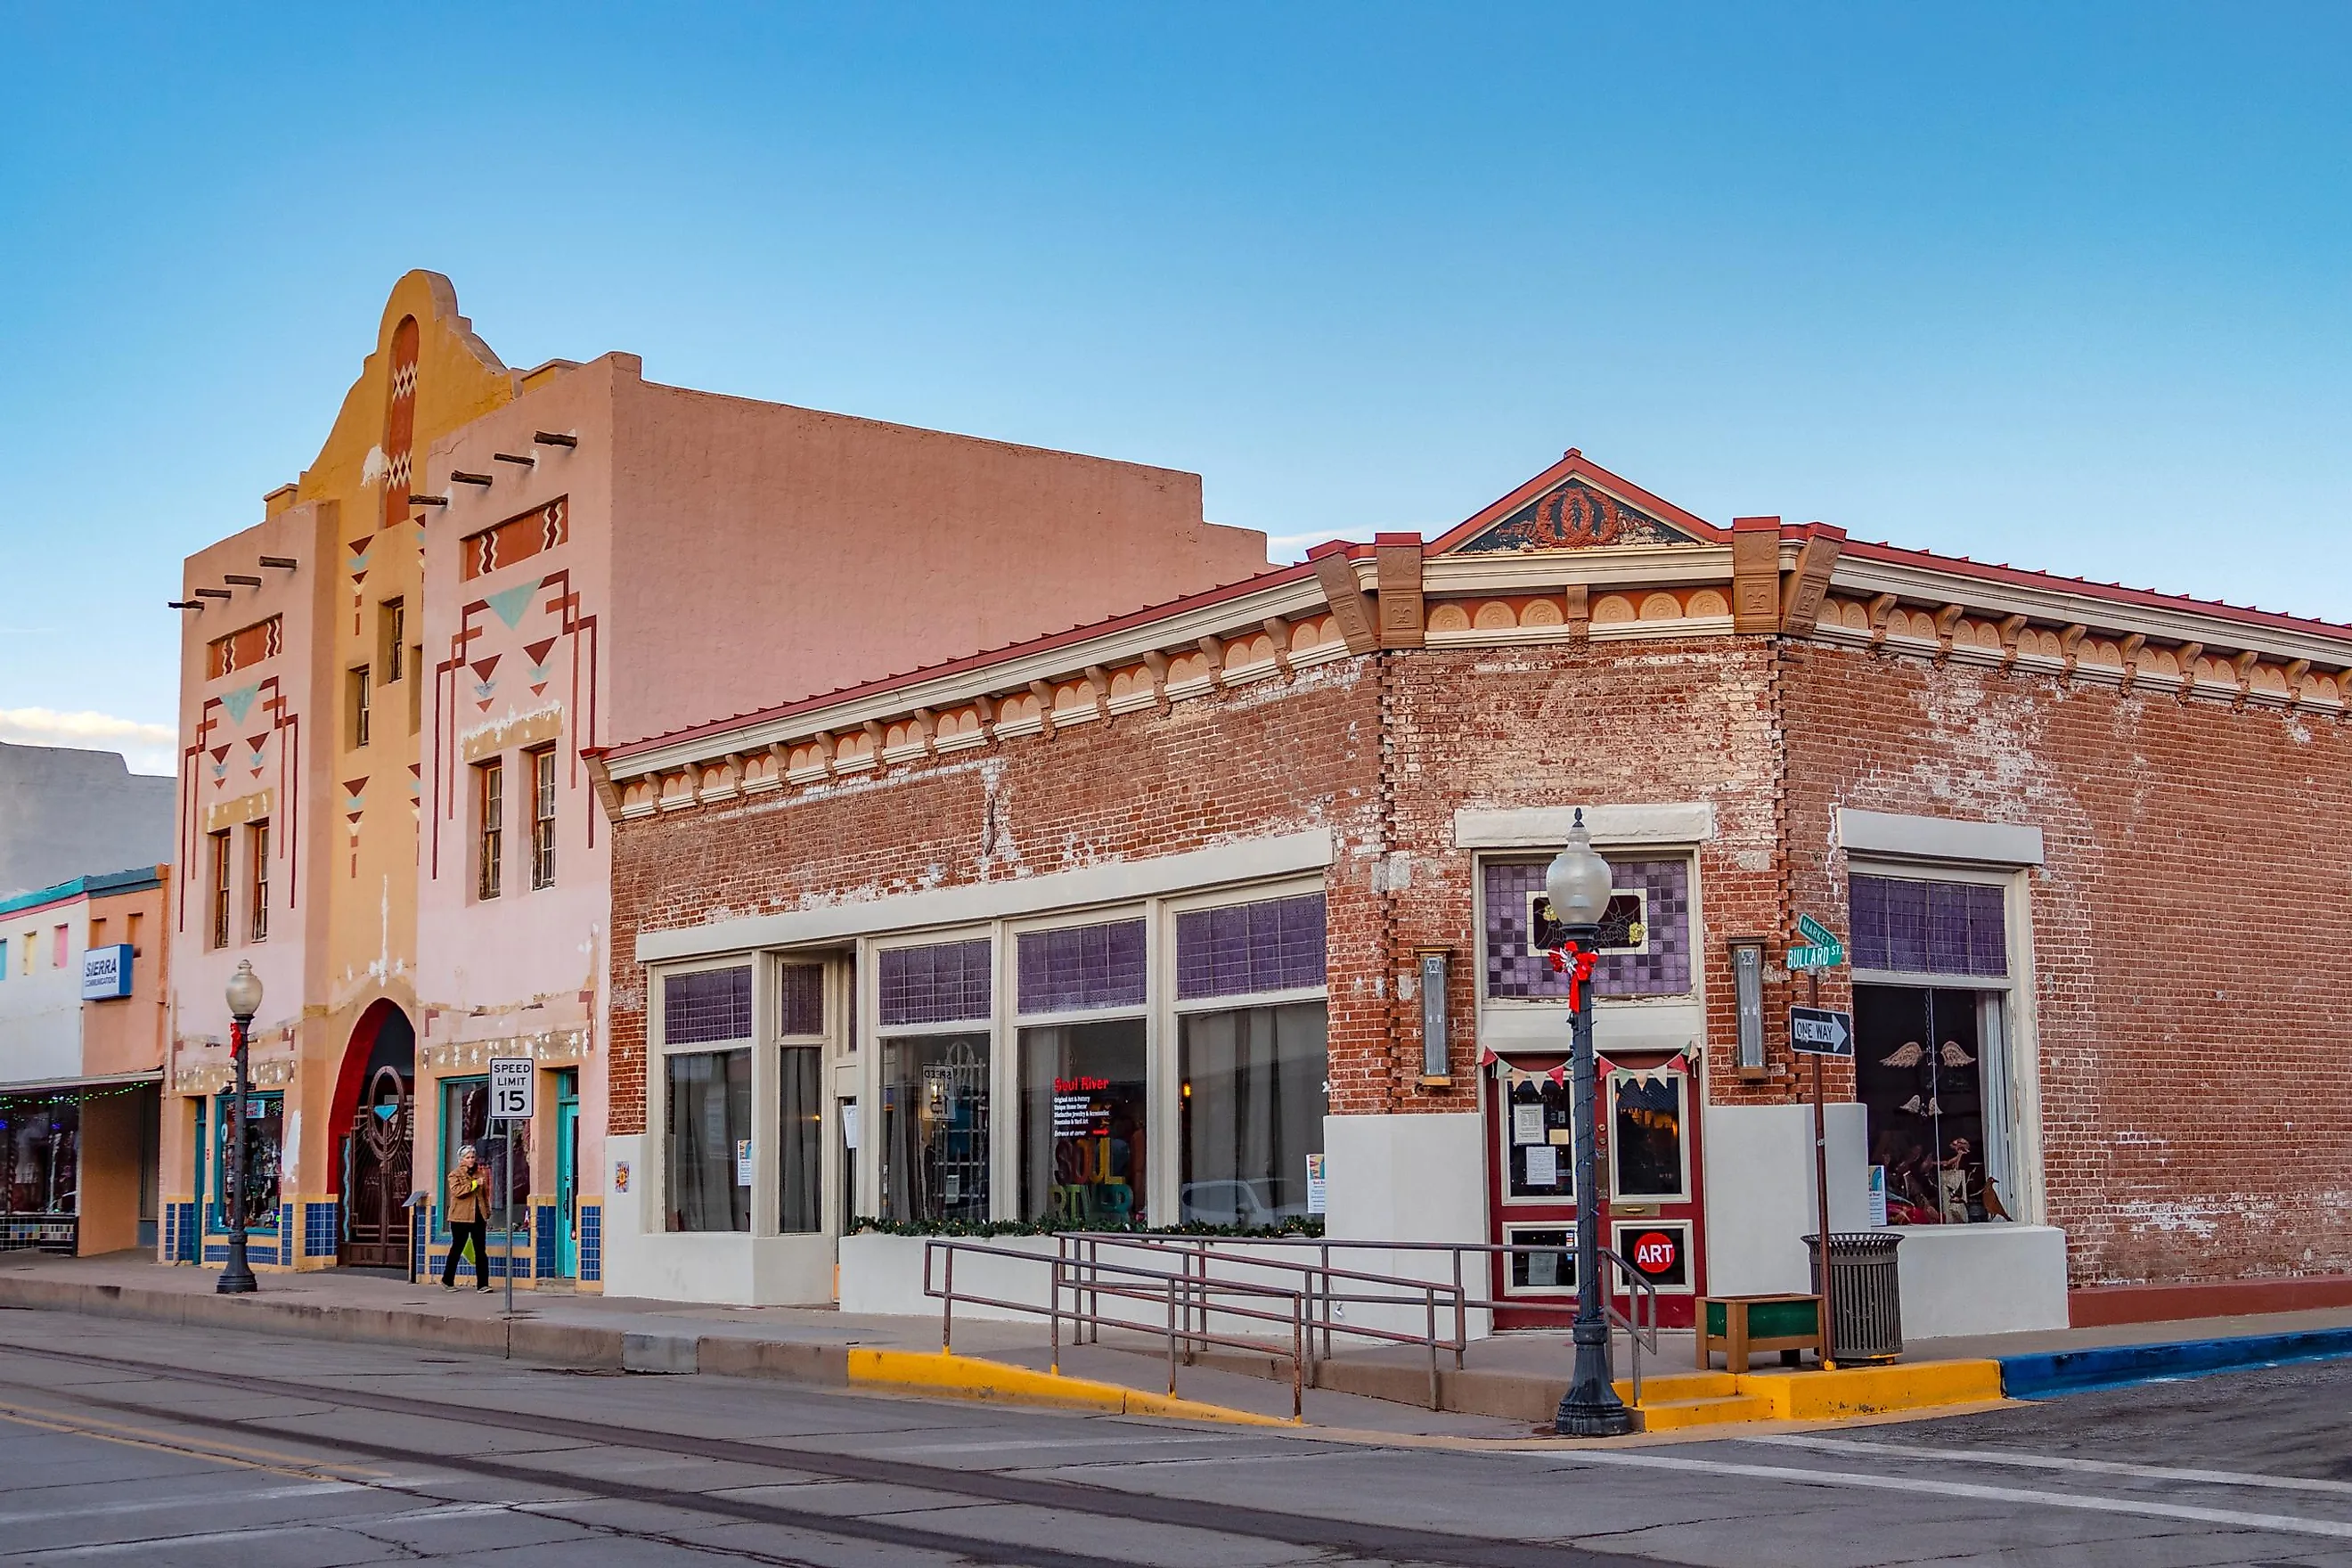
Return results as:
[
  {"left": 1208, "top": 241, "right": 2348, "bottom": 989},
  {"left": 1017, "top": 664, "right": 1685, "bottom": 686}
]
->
[{"left": 489, "top": 1058, "right": 535, "bottom": 1121}]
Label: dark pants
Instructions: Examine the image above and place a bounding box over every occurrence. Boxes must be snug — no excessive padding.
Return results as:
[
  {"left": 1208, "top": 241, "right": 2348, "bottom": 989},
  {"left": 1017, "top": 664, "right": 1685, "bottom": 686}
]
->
[{"left": 444, "top": 1220, "right": 488, "bottom": 1286}]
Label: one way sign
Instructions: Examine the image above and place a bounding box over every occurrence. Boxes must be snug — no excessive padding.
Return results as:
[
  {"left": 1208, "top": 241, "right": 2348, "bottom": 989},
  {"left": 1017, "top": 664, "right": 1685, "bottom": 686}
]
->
[{"left": 1788, "top": 1005, "right": 1854, "bottom": 1057}]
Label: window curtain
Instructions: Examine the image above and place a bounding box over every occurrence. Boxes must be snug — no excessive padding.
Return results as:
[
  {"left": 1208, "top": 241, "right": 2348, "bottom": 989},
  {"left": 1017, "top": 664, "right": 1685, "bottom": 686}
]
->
[{"left": 667, "top": 1049, "right": 751, "bottom": 1232}]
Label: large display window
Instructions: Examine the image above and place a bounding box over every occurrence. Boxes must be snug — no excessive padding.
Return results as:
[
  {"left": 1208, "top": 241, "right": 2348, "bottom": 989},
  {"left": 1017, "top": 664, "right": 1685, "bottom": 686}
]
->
[
  {"left": 210, "top": 1091, "right": 282, "bottom": 1232},
  {"left": 440, "top": 1075, "right": 531, "bottom": 1235},
  {"left": 666, "top": 1049, "right": 751, "bottom": 1232},
  {"left": 1020, "top": 1019, "right": 1147, "bottom": 1226},
  {"left": 877, "top": 933, "right": 995, "bottom": 1225},
  {"left": 1, "top": 1099, "right": 78, "bottom": 1216},
  {"left": 1850, "top": 870, "right": 2021, "bottom": 1226}
]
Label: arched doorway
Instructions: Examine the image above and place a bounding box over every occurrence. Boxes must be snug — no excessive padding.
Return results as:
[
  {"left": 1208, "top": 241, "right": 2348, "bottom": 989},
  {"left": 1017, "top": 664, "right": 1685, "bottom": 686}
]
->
[{"left": 332, "top": 1001, "right": 415, "bottom": 1269}]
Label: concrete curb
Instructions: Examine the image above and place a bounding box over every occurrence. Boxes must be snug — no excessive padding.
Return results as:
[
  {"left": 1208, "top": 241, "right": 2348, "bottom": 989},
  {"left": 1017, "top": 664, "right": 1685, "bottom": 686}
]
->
[
  {"left": 845, "top": 1349, "right": 1295, "bottom": 1425},
  {"left": 1184, "top": 1343, "right": 2005, "bottom": 1428},
  {"left": 1998, "top": 1327, "right": 2352, "bottom": 1398},
  {"left": 0, "top": 1275, "right": 862, "bottom": 1385}
]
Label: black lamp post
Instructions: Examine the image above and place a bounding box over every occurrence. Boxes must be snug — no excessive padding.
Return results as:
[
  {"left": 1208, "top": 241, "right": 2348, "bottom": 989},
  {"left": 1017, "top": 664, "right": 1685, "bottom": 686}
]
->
[
  {"left": 1548, "top": 811, "right": 1635, "bottom": 1438},
  {"left": 216, "top": 960, "right": 262, "bottom": 1295}
]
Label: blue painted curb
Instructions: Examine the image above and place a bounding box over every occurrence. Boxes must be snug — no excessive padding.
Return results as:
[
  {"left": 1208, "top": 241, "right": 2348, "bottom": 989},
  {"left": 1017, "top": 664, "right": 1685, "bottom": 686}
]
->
[{"left": 1999, "top": 1327, "right": 2352, "bottom": 1398}]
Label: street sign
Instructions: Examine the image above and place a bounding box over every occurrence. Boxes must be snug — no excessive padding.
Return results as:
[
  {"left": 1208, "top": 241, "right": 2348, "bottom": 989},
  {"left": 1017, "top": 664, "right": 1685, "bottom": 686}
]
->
[
  {"left": 489, "top": 1058, "right": 535, "bottom": 1121},
  {"left": 1785, "top": 913, "right": 1846, "bottom": 970},
  {"left": 1788, "top": 1005, "right": 1854, "bottom": 1057}
]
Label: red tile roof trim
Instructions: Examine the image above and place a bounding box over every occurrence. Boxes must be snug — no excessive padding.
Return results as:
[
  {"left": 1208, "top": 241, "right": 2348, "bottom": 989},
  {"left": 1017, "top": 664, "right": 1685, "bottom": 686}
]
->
[{"left": 1838, "top": 538, "right": 2352, "bottom": 641}]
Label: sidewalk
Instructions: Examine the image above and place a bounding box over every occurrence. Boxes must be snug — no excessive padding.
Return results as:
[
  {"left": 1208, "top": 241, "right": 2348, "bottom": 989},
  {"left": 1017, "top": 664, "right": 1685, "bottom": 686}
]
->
[
  {"left": 0, "top": 1251, "right": 1515, "bottom": 1436},
  {"left": 9, "top": 1250, "right": 2348, "bottom": 1433}
]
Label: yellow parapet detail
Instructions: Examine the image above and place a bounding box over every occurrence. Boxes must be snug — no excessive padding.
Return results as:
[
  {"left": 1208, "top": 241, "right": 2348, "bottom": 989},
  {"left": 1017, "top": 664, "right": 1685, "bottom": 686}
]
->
[{"left": 845, "top": 1349, "right": 1296, "bottom": 1426}]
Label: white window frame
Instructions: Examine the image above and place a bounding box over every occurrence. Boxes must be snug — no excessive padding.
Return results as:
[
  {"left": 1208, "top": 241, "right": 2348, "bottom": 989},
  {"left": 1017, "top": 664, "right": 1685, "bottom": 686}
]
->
[
  {"left": 648, "top": 955, "right": 762, "bottom": 1235},
  {"left": 1845, "top": 857, "right": 2043, "bottom": 1225},
  {"left": 1605, "top": 1065, "right": 1693, "bottom": 1204},
  {"left": 861, "top": 925, "right": 1000, "bottom": 1220},
  {"left": 1007, "top": 906, "right": 1151, "bottom": 1227},
  {"left": 1157, "top": 877, "right": 1329, "bottom": 1229}
]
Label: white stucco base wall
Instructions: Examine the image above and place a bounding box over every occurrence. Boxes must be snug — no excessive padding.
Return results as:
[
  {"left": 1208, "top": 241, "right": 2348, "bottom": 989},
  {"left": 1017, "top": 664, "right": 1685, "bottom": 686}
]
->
[
  {"left": 1702, "top": 1102, "right": 1870, "bottom": 1297},
  {"left": 837, "top": 1232, "right": 1061, "bottom": 1321},
  {"left": 1700, "top": 1107, "right": 2070, "bottom": 1340},
  {"left": 596, "top": 1133, "right": 837, "bottom": 1306},
  {"left": 1889, "top": 1223, "right": 2070, "bottom": 1339},
  {"left": 1322, "top": 1111, "right": 1494, "bottom": 1342}
]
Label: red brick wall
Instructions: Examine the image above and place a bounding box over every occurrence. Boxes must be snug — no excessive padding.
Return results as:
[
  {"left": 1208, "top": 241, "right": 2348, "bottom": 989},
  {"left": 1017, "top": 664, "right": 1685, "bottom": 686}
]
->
[
  {"left": 608, "top": 661, "right": 1384, "bottom": 1135},
  {"left": 1784, "top": 641, "right": 2352, "bottom": 1287},
  {"left": 1377, "top": 639, "right": 1810, "bottom": 1107}
]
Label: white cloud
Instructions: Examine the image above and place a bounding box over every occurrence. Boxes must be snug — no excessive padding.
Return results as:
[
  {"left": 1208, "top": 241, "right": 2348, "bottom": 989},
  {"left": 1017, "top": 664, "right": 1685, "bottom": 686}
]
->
[{"left": 0, "top": 708, "right": 177, "bottom": 776}]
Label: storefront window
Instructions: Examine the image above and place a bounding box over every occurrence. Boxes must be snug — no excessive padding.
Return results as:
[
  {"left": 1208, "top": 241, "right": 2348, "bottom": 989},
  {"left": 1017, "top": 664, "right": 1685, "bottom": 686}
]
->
[
  {"left": 2, "top": 1099, "right": 78, "bottom": 1214},
  {"left": 1857, "top": 986, "right": 2006, "bottom": 1225},
  {"left": 878, "top": 937, "right": 993, "bottom": 1223},
  {"left": 1500, "top": 1073, "right": 1572, "bottom": 1201},
  {"left": 879, "top": 1033, "right": 991, "bottom": 1222},
  {"left": 1020, "top": 1020, "right": 1147, "bottom": 1227},
  {"left": 1178, "top": 1002, "right": 1327, "bottom": 1226},
  {"left": 778, "top": 1046, "right": 822, "bottom": 1234},
  {"left": 666, "top": 1049, "right": 751, "bottom": 1232},
  {"left": 211, "top": 1092, "right": 282, "bottom": 1231},
  {"left": 1610, "top": 1071, "right": 1689, "bottom": 1201},
  {"left": 440, "top": 1076, "right": 530, "bottom": 1232}
]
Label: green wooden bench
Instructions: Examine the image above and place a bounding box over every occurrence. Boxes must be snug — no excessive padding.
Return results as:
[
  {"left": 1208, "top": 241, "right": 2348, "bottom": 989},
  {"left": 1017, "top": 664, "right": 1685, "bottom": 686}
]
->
[{"left": 1698, "top": 1294, "right": 1825, "bottom": 1373}]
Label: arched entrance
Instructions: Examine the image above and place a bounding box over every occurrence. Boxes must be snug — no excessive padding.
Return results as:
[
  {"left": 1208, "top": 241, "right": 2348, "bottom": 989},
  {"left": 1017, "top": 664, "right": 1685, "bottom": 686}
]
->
[{"left": 331, "top": 1000, "right": 415, "bottom": 1269}]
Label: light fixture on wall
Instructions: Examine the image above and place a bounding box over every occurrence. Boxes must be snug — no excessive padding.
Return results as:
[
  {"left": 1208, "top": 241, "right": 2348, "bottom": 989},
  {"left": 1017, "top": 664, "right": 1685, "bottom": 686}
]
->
[
  {"left": 1415, "top": 947, "right": 1450, "bottom": 1086},
  {"left": 1729, "top": 939, "right": 1767, "bottom": 1076}
]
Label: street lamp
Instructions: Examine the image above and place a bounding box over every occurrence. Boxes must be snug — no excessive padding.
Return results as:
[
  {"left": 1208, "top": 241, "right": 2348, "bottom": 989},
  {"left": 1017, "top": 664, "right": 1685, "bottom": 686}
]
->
[
  {"left": 1546, "top": 811, "right": 1635, "bottom": 1438},
  {"left": 216, "top": 960, "right": 263, "bottom": 1295}
]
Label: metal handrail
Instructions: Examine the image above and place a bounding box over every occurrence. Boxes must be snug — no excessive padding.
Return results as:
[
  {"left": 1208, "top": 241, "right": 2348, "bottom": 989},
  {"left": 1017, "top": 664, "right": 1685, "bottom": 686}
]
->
[
  {"left": 1058, "top": 1232, "right": 1471, "bottom": 1409},
  {"left": 923, "top": 1237, "right": 1313, "bottom": 1418},
  {"left": 1067, "top": 1232, "right": 1665, "bottom": 1407}
]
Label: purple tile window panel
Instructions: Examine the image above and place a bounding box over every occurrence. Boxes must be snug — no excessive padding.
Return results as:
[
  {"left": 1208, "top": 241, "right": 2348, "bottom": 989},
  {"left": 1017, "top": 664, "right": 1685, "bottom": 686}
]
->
[
  {"left": 878, "top": 938, "right": 994, "bottom": 1027},
  {"left": 777, "top": 964, "right": 824, "bottom": 1037},
  {"left": 1017, "top": 919, "right": 1147, "bottom": 1015},
  {"left": 1484, "top": 859, "right": 1692, "bottom": 1000},
  {"left": 1850, "top": 875, "right": 2007, "bottom": 977},
  {"left": 665, "top": 967, "right": 753, "bottom": 1044},
  {"left": 1175, "top": 894, "right": 1327, "bottom": 1000}
]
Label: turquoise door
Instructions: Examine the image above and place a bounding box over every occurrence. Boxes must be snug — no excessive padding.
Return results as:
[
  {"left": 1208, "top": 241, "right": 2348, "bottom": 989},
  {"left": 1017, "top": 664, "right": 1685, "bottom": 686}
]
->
[{"left": 555, "top": 1072, "right": 580, "bottom": 1278}]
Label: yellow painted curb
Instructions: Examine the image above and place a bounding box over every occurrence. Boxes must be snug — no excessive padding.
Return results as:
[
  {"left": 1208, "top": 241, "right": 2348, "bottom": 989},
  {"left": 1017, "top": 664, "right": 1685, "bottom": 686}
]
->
[
  {"left": 845, "top": 1349, "right": 1295, "bottom": 1426},
  {"left": 1733, "top": 1359, "right": 2005, "bottom": 1420}
]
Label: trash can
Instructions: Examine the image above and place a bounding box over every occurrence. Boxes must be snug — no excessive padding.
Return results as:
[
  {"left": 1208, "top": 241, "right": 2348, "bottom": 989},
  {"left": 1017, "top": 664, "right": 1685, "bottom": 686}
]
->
[{"left": 1804, "top": 1231, "right": 1904, "bottom": 1363}]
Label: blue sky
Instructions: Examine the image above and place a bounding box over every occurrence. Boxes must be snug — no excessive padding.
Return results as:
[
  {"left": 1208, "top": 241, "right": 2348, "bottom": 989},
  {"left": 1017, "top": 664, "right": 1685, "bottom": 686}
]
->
[{"left": 3, "top": 3, "right": 2346, "bottom": 772}]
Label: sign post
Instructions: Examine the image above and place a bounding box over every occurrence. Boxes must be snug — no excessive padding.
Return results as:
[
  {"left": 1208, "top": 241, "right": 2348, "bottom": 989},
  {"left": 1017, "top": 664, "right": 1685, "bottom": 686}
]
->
[
  {"left": 488, "top": 1058, "right": 534, "bottom": 1319},
  {"left": 1784, "top": 919, "right": 1853, "bottom": 1369}
]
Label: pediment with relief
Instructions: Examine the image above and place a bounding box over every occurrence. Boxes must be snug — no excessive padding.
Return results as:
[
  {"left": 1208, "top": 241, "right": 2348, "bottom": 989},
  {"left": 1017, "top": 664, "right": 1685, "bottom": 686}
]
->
[{"left": 1452, "top": 478, "right": 1702, "bottom": 553}]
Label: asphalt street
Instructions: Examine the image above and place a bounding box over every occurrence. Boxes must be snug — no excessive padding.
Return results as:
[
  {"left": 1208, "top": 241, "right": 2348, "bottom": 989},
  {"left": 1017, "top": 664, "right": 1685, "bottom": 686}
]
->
[{"left": 0, "top": 1307, "right": 2345, "bottom": 1566}]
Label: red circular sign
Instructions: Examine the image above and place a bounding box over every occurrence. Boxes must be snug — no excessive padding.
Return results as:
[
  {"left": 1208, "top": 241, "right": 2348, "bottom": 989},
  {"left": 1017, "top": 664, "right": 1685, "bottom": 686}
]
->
[{"left": 1629, "top": 1230, "right": 1679, "bottom": 1277}]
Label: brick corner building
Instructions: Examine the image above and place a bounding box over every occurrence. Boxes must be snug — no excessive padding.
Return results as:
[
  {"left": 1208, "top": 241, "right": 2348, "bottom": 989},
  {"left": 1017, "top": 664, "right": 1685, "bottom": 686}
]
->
[{"left": 596, "top": 447, "right": 2352, "bottom": 1334}]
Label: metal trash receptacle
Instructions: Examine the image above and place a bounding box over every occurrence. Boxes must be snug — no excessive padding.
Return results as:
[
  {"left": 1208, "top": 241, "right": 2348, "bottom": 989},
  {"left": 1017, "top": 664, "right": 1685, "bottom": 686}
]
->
[{"left": 1804, "top": 1231, "right": 1904, "bottom": 1363}]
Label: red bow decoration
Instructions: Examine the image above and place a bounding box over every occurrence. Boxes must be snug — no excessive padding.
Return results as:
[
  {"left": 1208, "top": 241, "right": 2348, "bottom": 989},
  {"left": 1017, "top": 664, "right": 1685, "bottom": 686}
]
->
[{"left": 1546, "top": 943, "right": 1598, "bottom": 1010}]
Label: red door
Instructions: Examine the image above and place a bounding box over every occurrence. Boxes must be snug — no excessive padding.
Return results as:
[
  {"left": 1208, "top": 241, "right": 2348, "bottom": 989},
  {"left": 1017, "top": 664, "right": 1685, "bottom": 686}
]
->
[{"left": 1484, "top": 1050, "right": 1703, "bottom": 1329}]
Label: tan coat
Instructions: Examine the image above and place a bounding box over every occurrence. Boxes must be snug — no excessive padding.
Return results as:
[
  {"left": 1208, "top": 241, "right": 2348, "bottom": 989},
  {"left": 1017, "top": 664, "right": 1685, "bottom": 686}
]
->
[{"left": 445, "top": 1164, "right": 492, "bottom": 1226}]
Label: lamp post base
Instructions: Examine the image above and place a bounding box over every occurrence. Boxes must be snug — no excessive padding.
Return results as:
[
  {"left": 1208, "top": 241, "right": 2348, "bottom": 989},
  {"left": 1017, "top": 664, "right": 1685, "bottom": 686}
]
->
[
  {"left": 216, "top": 1239, "right": 257, "bottom": 1294},
  {"left": 1553, "top": 1319, "right": 1637, "bottom": 1437},
  {"left": 1553, "top": 1393, "right": 1639, "bottom": 1438}
]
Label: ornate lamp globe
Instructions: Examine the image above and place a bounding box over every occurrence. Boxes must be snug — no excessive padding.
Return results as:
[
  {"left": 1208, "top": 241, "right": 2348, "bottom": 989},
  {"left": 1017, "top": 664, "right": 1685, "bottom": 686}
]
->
[
  {"left": 1544, "top": 810, "right": 1614, "bottom": 935},
  {"left": 225, "top": 960, "right": 264, "bottom": 1022}
]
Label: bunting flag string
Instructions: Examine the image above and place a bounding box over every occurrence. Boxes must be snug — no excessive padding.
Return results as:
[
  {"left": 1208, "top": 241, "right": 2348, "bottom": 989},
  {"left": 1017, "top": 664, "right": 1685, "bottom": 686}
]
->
[{"left": 1596, "top": 1049, "right": 1692, "bottom": 1087}]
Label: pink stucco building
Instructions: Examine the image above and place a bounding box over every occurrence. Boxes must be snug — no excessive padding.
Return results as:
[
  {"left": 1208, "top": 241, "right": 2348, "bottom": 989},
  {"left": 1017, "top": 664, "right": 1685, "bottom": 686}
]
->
[{"left": 160, "top": 277, "right": 1268, "bottom": 1294}]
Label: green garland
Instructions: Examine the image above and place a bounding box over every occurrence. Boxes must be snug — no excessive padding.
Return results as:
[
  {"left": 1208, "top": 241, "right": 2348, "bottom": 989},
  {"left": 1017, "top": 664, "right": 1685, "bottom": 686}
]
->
[
  {"left": 851, "top": 1214, "right": 1324, "bottom": 1239},
  {"left": 0, "top": 1082, "right": 152, "bottom": 1111}
]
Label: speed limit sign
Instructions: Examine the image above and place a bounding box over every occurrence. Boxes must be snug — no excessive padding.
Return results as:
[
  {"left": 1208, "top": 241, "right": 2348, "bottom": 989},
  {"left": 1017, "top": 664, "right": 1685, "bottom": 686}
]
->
[{"left": 489, "top": 1058, "right": 535, "bottom": 1122}]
